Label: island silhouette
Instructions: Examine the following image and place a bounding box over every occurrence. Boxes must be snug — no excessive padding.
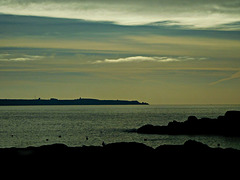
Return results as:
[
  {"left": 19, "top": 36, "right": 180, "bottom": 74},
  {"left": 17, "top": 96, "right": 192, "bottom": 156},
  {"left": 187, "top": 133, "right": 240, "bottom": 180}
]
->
[{"left": 0, "top": 98, "right": 149, "bottom": 106}]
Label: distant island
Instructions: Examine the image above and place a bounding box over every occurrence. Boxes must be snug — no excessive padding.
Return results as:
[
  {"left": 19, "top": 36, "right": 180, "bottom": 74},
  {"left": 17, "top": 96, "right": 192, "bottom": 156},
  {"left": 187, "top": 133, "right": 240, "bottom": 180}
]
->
[{"left": 0, "top": 98, "right": 149, "bottom": 106}]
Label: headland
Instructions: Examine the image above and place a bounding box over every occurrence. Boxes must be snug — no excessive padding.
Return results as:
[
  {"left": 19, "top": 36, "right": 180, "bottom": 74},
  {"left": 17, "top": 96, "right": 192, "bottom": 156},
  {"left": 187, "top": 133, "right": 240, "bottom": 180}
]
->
[
  {"left": 137, "top": 111, "right": 240, "bottom": 136},
  {"left": 0, "top": 98, "right": 149, "bottom": 106}
]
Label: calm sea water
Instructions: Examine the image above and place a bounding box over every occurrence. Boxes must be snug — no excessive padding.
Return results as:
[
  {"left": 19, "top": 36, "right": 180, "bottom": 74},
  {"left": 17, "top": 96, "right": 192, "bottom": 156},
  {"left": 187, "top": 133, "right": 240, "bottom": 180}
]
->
[{"left": 0, "top": 105, "right": 240, "bottom": 149}]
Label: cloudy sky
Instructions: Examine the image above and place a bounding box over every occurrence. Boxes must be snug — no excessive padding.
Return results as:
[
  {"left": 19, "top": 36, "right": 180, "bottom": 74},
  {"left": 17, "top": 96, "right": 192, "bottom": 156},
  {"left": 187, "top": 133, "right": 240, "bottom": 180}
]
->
[{"left": 1, "top": 0, "right": 240, "bottom": 104}]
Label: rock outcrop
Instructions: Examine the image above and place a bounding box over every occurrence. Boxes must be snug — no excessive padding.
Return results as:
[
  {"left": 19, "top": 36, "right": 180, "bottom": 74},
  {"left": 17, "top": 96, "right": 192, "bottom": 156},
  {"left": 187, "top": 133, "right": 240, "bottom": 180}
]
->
[{"left": 137, "top": 111, "right": 240, "bottom": 136}]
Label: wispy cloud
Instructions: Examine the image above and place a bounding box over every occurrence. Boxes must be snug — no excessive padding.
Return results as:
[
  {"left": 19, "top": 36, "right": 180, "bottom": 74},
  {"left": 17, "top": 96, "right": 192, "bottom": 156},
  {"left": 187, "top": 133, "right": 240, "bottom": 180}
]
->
[
  {"left": 93, "top": 56, "right": 206, "bottom": 64},
  {"left": 0, "top": 0, "right": 240, "bottom": 30},
  {"left": 210, "top": 71, "right": 240, "bottom": 85},
  {"left": 0, "top": 54, "right": 44, "bottom": 61}
]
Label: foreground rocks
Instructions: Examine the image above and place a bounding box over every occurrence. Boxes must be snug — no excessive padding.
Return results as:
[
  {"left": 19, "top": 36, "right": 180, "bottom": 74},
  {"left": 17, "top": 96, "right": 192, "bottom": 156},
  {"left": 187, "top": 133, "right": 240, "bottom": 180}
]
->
[
  {"left": 0, "top": 140, "right": 239, "bottom": 160},
  {"left": 137, "top": 111, "right": 240, "bottom": 136},
  {"left": 1, "top": 140, "right": 240, "bottom": 173}
]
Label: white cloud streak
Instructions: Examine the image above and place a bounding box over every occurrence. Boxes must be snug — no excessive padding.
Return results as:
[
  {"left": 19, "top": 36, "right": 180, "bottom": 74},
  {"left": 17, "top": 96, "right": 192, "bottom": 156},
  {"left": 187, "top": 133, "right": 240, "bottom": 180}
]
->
[
  {"left": 0, "top": 54, "right": 44, "bottom": 61},
  {"left": 0, "top": 0, "right": 240, "bottom": 30},
  {"left": 93, "top": 56, "right": 204, "bottom": 64}
]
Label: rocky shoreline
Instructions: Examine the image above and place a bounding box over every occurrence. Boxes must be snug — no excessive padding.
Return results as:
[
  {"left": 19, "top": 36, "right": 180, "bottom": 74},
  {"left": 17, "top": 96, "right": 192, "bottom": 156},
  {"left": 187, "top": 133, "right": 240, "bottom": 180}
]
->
[
  {"left": 2, "top": 140, "right": 239, "bottom": 173},
  {"left": 137, "top": 111, "right": 240, "bottom": 136},
  {"left": 1, "top": 140, "right": 240, "bottom": 160}
]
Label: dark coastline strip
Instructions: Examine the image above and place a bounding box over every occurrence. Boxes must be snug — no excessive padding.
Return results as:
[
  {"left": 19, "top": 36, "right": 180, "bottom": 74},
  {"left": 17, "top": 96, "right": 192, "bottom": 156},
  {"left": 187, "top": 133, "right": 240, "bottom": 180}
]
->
[{"left": 0, "top": 98, "right": 149, "bottom": 106}]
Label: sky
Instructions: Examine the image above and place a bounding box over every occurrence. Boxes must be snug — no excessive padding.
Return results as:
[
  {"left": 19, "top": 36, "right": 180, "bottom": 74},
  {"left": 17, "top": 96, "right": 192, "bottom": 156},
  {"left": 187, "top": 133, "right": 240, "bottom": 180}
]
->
[{"left": 0, "top": 0, "right": 240, "bottom": 104}]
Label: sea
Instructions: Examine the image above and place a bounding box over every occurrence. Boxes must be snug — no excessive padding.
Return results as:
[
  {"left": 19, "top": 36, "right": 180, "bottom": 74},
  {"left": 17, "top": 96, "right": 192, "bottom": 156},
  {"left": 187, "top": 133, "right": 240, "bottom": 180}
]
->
[{"left": 0, "top": 104, "right": 240, "bottom": 149}]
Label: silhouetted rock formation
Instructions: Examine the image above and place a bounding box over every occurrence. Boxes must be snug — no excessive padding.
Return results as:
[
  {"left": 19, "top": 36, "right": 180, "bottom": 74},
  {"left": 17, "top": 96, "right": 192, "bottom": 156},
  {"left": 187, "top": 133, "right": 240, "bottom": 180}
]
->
[
  {"left": 137, "top": 111, "right": 240, "bottom": 136},
  {"left": 0, "top": 140, "right": 239, "bottom": 160},
  {"left": 1, "top": 140, "right": 240, "bottom": 172}
]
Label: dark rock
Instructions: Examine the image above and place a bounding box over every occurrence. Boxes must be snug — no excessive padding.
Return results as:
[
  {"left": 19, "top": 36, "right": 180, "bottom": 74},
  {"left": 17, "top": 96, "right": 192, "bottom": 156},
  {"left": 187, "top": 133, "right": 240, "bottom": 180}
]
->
[
  {"left": 137, "top": 111, "right": 240, "bottom": 136},
  {"left": 183, "top": 139, "right": 210, "bottom": 150},
  {"left": 1, "top": 140, "right": 240, "bottom": 166},
  {"left": 137, "top": 124, "right": 168, "bottom": 134},
  {"left": 103, "top": 142, "right": 154, "bottom": 153},
  {"left": 225, "top": 111, "right": 240, "bottom": 122},
  {"left": 155, "top": 140, "right": 210, "bottom": 154},
  {"left": 137, "top": 124, "right": 155, "bottom": 133},
  {"left": 187, "top": 116, "right": 198, "bottom": 123}
]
